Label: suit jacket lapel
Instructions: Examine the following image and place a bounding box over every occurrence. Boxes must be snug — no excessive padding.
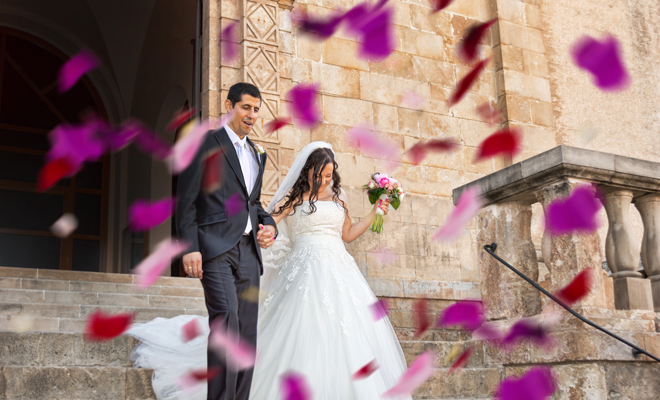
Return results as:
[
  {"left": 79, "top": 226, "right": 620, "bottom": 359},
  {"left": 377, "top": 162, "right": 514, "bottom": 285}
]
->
[{"left": 213, "top": 128, "right": 247, "bottom": 192}]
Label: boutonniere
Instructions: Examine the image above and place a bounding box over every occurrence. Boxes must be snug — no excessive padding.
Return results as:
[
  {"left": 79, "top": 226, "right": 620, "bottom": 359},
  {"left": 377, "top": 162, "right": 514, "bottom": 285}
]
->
[{"left": 255, "top": 143, "right": 265, "bottom": 155}]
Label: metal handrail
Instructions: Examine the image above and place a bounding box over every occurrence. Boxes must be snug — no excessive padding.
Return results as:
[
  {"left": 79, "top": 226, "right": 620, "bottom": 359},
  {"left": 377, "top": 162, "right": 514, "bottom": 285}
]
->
[{"left": 483, "top": 243, "right": 660, "bottom": 363}]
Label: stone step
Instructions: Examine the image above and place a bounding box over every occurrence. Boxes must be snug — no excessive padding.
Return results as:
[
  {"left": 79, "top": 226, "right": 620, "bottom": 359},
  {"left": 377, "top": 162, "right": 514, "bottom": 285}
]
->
[{"left": 0, "top": 366, "right": 155, "bottom": 400}]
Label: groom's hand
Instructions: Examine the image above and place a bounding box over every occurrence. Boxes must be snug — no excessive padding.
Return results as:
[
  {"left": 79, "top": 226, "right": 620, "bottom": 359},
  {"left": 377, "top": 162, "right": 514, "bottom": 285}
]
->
[
  {"left": 257, "top": 224, "right": 276, "bottom": 249},
  {"left": 182, "top": 252, "right": 203, "bottom": 279}
]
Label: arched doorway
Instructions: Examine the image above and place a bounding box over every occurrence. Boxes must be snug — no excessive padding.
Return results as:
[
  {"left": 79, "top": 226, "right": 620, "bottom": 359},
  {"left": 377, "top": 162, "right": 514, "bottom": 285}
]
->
[{"left": 0, "top": 27, "right": 109, "bottom": 271}]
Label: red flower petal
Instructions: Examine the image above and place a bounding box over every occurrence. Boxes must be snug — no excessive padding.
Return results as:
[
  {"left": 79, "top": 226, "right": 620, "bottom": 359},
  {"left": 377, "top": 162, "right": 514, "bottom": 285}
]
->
[
  {"left": 556, "top": 268, "right": 595, "bottom": 305},
  {"left": 413, "top": 298, "right": 430, "bottom": 338},
  {"left": 458, "top": 19, "right": 497, "bottom": 63},
  {"left": 476, "top": 101, "right": 501, "bottom": 126},
  {"left": 448, "top": 346, "right": 473, "bottom": 373},
  {"left": 475, "top": 127, "right": 522, "bottom": 161},
  {"left": 167, "top": 107, "right": 196, "bottom": 132},
  {"left": 58, "top": 49, "right": 100, "bottom": 93},
  {"left": 202, "top": 148, "right": 224, "bottom": 194},
  {"left": 264, "top": 117, "right": 291, "bottom": 137},
  {"left": 182, "top": 318, "right": 203, "bottom": 343},
  {"left": 426, "top": 138, "right": 458, "bottom": 153},
  {"left": 84, "top": 310, "right": 133, "bottom": 341},
  {"left": 430, "top": 0, "right": 455, "bottom": 13},
  {"left": 448, "top": 58, "right": 490, "bottom": 106},
  {"left": 353, "top": 359, "right": 379, "bottom": 380},
  {"left": 406, "top": 142, "right": 428, "bottom": 165},
  {"left": 177, "top": 367, "right": 221, "bottom": 392},
  {"left": 37, "top": 157, "right": 78, "bottom": 192},
  {"left": 370, "top": 298, "right": 390, "bottom": 321}
]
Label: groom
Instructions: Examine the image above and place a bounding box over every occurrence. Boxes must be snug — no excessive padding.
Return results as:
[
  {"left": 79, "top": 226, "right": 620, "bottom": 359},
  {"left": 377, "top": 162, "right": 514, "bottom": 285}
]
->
[{"left": 176, "top": 82, "right": 277, "bottom": 400}]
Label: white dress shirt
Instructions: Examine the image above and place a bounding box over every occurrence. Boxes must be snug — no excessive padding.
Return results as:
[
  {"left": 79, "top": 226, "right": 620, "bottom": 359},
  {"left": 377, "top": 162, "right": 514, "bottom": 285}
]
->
[{"left": 224, "top": 124, "right": 259, "bottom": 234}]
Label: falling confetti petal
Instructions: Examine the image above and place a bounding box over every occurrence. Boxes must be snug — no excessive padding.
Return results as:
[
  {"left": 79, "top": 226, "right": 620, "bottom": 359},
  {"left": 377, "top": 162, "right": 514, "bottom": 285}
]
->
[
  {"left": 472, "top": 321, "right": 505, "bottom": 341},
  {"left": 433, "top": 186, "right": 483, "bottom": 242},
  {"left": 458, "top": 19, "right": 498, "bottom": 63},
  {"left": 430, "top": 0, "right": 455, "bottom": 13},
  {"left": 345, "top": 125, "right": 400, "bottom": 171},
  {"left": 182, "top": 319, "right": 203, "bottom": 343},
  {"left": 556, "top": 268, "right": 595, "bottom": 305},
  {"left": 449, "top": 58, "right": 490, "bottom": 106},
  {"left": 225, "top": 192, "right": 244, "bottom": 218},
  {"left": 134, "top": 239, "right": 190, "bottom": 289},
  {"left": 58, "top": 49, "right": 100, "bottom": 93},
  {"left": 475, "top": 127, "right": 522, "bottom": 161},
  {"left": 170, "top": 119, "right": 212, "bottom": 174},
  {"left": 476, "top": 101, "right": 501, "bottom": 126},
  {"left": 209, "top": 320, "right": 257, "bottom": 371},
  {"left": 357, "top": 5, "right": 396, "bottom": 60},
  {"left": 572, "top": 35, "right": 630, "bottom": 91},
  {"left": 47, "top": 123, "right": 105, "bottom": 169},
  {"left": 280, "top": 372, "right": 312, "bottom": 400},
  {"left": 414, "top": 298, "right": 430, "bottom": 338},
  {"left": 370, "top": 298, "right": 390, "bottom": 321},
  {"left": 177, "top": 368, "right": 221, "bottom": 393},
  {"left": 132, "top": 122, "right": 173, "bottom": 160},
  {"left": 370, "top": 246, "right": 397, "bottom": 265},
  {"left": 202, "top": 148, "right": 224, "bottom": 194},
  {"left": 444, "top": 343, "right": 462, "bottom": 365},
  {"left": 301, "top": 14, "right": 344, "bottom": 39},
  {"left": 406, "top": 142, "right": 428, "bottom": 165},
  {"left": 425, "top": 138, "right": 458, "bottom": 153},
  {"left": 496, "top": 367, "right": 556, "bottom": 400},
  {"left": 264, "top": 117, "right": 291, "bottom": 136},
  {"left": 51, "top": 213, "right": 78, "bottom": 238},
  {"left": 167, "top": 108, "right": 196, "bottom": 132},
  {"left": 400, "top": 90, "right": 427, "bottom": 110},
  {"left": 288, "top": 84, "right": 321, "bottom": 128},
  {"left": 129, "top": 197, "right": 176, "bottom": 232},
  {"left": 382, "top": 351, "right": 435, "bottom": 397},
  {"left": 239, "top": 286, "right": 262, "bottom": 303},
  {"left": 84, "top": 310, "right": 133, "bottom": 341},
  {"left": 501, "top": 318, "right": 555, "bottom": 349},
  {"left": 437, "top": 301, "right": 484, "bottom": 331},
  {"left": 37, "top": 157, "right": 78, "bottom": 192},
  {"left": 353, "top": 360, "right": 380, "bottom": 380},
  {"left": 448, "top": 347, "right": 473, "bottom": 373},
  {"left": 545, "top": 185, "right": 602, "bottom": 235},
  {"left": 221, "top": 22, "right": 240, "bottom": 63}
]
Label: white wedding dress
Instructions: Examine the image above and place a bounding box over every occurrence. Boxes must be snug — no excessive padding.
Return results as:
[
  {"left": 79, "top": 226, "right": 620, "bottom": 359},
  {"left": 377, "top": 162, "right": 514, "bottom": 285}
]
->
[{"left": 128, "top": 199, "right": 411, "bottom": 399}]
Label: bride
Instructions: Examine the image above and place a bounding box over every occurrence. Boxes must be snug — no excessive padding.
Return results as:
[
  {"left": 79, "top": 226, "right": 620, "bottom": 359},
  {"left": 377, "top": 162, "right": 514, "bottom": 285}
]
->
[{"left": 128, "top": 142, "right": 411, "bottom": 400}]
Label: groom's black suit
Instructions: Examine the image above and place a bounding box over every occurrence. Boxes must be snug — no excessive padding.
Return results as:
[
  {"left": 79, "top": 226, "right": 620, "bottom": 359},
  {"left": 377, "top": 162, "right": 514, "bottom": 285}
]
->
[{"left": 176, "top": 127, "right": 276, "bottom": 400}]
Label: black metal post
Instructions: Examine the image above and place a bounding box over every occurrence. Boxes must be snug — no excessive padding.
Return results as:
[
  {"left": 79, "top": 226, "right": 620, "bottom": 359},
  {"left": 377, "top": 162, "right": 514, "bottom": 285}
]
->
[{"left": 483, "top": 243, "right": 660, "bottom": 363}]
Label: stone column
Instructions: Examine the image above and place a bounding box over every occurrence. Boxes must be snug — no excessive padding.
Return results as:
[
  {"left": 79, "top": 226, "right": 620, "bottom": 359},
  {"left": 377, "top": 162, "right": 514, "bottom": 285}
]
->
[
  {"left": 476, "top": 202, "right": 541, "bottom": 320},
  {"left": 536, "top": 179, "right": 607, "bottom": 308},
  {"left": 634, "top": 194, "right": 660, "bottom": 311},
  {"left": 604, "top": 191, "right": 652, "bottom": 310}
]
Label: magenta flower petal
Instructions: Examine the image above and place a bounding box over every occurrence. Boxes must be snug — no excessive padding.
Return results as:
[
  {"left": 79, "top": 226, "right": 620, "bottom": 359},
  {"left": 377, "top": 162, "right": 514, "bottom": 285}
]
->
[
  {"left": 129, "top": 197, "right": 176, "bottom": 231},
  {"left": 472, "top": 321, "right": 505, "bottom": 341},
  {"left": 132, "top": 121, "right": 173, "bottom": 160},
  {"left": 287, "top": 84, "right": 321, "bottom": 128},
  {"left": 497, "top": 367, "right": 556, "bottom": 400},
  {"left": 225, "top": 192, "right": 244, "bottom": 218},
  {"left": 353, "top": 360, "right": 379, "bottom": 380},
  {"left": 221, "top": 21, "right": 240, "bottom": 63},
  {"left": 345, "top": 125, "right": 400, "bottom": 171},
  {"left": 370, "top": 298, "right": 390, "bottom": 321},
  {"left": 209, "top": 320, "right": 257, "bottom": 371},
  {"left": 280, "top": 372, "right": 312, "bottom": 400},
  {"left": 501, "top": 318, "right": 555, "bottom": 349},
  {"left": 545, "top": 185, "right": 602, "bottom": 236},
  {"left": 182, "top": 318, "right": 203, "bottom": 343},
  {"left": 437, "top": 301, "right": 484, "bottom": 331},
  {"left": 50, "top": 213, "right": 78, "bottom": 238},
  {"left": 58, "top": 49, "right": 100, "bottom": 93},
  {"left": 47, "top": 123, "right": 105, "bottom": 166},
  {"left": 433, "top": 186, "right": 483, "bottom": 242},
  {"left": 134, "top": 239, "right": 190, "bottom": 289},
  {"left": 382, "top": 351, "right": 435, "bottom": 397},
  {"left": 357, "top": 5, "right": 395, "bottom": 60},
  {"left": 458, "top": 19, "right": 498, "bottom": 63},
  {"left": 170, "top": 120, "right": 212, "bottom": 174},
  {"left": 572, "top": 35, "right": 630, "bottom": 91}
]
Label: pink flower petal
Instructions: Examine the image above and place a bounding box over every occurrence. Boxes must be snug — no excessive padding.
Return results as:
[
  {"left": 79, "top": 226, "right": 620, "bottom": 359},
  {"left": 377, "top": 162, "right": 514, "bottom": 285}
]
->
[
  {"left": 400, "top": 90, "right": 427, "bottom": 109},
  {"left": 170, "top": 119, "right": 212, "bottom": 174},
  {"left": 202, "top": 148, "right": 224, "bottom": 194},
  {"left": 437, "top": 301, "right": 484, "bottom": 331},
  {"left": 448, "top": 58, "right": 490, "bottom": 106},
  {"left": 353, "top": 359, "right": 379, "bottom": 380},
  {"left": 476, "top": 101, "right": 501, "bottom": 126},
  {"left": 129, "top": 198, "right": 176, "bottom": 232},
  {"left": 287, "top": 84, "right": 321, "bottom": 128},
  {"left": 50, "top": 213, "right": 78, "bottom": 238},
  {"left": 221, "top": 21, "right": 240, "bottom": 63},
  {"left": 167, "top": 108, "right": 196, "bottom": 132},
  {"left": 84, "top": 310, "right": 133, "bottom": 341},
  {"left": 382, "top": 351, "right": 435, "bottom": 397},
  {"left": 475, "top": 127, "right": 523, "bottom": 161},
  {"left": 131, "top": 121, "right": 173, "bottom": 160},
  {"left": 458, "top": 19, "right": 498, "bottom": 63},
  {"left": 414, "top": 298, "right": 430, "bottom": 338},
  {"left": 545, "top": 185, "right": 602, "bottom": 235},
  {"left": 264, "top": 117, "right": 291, "bottom": 137},
  {"left": 134, "top": 239, "right": 190, "bottom": 289},
  {"left": 182, "top": 318, "right": 203, "bottom": 343},
  {"left": 448, "top": 346, "right": 473, "bottom": 373},
  {"left": 345, "top": 125, "right": 400, "bottom": 172},
  {"left": 472, "top": 321, "right": 505, "bottom": 341},
  {"left": 225, "top": 192, "right": 244, "bottom": 218},
  {"left": 433, "top": 186, "right": 483, "bottom": 242},
  {"left": 370, "top": 298, "right": 390, "bottom": 321},
  {"left": 58, "top": 49, "right": 100, "bottom": 93},
  {"left": 572, "top": 35, "right": 630, "bottom": 91},
  {"left": 496, "top": 367, "right": 556, "bottom": 400},
  {"left": 209, "top": 320, "right": 257, "bottom": 371},
  {"left": 47, "top": 123, "right": 105, "bottom": 167},
  {"left": 177, "top": 368, "right": 221, "bottom": 393},
  {"left": 370, "top": 246, "right": 397, "bottom": 265},
  {"left": 280, "top": 372, "right": 313, "bottom": 400},
  {"left": 556, "top": 268, "right": 595, "bottom": 305}
]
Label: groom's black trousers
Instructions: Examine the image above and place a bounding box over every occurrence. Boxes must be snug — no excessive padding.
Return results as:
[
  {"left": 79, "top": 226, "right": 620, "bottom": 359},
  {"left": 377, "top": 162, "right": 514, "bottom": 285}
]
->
[{"left": 201, "top": 235, "right": 260, "bottom": 400}]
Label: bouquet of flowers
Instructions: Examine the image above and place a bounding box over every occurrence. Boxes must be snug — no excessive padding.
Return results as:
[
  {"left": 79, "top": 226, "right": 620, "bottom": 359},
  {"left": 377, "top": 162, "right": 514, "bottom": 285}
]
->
[{"left": 363, "top": 173, "right": 405, "bottom": 233}]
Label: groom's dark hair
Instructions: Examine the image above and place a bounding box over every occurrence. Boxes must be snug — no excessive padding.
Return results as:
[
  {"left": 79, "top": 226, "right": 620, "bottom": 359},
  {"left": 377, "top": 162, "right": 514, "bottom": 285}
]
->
[{"left": 227, "top": 83, "right": 262, "bottom": 108}]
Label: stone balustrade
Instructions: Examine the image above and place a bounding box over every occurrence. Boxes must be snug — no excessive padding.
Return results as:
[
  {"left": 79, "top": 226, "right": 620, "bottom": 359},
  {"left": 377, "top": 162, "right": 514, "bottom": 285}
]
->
[{"left": 453, "top": 145, "right": 660, "bottom": 315}]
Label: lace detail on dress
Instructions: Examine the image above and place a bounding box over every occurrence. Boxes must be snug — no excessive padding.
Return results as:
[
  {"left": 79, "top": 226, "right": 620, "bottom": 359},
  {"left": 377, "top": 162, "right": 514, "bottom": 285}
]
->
[
  {"left": 340, "top": 318, "right": 352, "bottom": 337},
  {"left": 287, "top": 201, "right": 345, "bottom": 241},
  {"left": 322, "top": 289, "right": 335, "bottom": 315}
]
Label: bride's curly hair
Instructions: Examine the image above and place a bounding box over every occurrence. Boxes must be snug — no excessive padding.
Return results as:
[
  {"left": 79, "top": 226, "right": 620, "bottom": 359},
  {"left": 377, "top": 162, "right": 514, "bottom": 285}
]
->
[{"left": 272, "top": 148, "right": 344, "bottom": 216}]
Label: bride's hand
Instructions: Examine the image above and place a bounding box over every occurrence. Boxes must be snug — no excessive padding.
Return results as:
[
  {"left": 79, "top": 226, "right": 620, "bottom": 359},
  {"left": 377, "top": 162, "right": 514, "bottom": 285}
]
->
[{"left": 373, "top": 199, "right": 390, "bottom": 215}]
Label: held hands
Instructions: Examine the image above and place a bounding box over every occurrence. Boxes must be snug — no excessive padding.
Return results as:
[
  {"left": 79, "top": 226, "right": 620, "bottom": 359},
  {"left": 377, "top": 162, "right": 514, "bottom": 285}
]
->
[
  {"left": 257, "top": 224, "right": 276, "bottom": 249},
  {"left": 183, "top": 251, "right": 203, "bottom": 279},
  {"left": 373, "top": 199, "right": 390, "bottom": 215}
]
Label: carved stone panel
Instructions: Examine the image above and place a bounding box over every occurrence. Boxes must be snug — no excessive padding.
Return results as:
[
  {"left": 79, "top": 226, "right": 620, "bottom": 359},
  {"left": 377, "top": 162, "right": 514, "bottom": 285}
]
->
[
  {"left": 244, "top": 0, "right": 279, "bottom": 46},
  {"left": 243, "top": 43, "right": 279, "bottom": 95}
]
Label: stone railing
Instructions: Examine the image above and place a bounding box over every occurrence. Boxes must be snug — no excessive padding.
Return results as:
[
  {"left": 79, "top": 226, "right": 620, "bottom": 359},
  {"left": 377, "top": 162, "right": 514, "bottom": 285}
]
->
[{"left": 453, "top": 146, "right": 660, "bottom": 319}]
